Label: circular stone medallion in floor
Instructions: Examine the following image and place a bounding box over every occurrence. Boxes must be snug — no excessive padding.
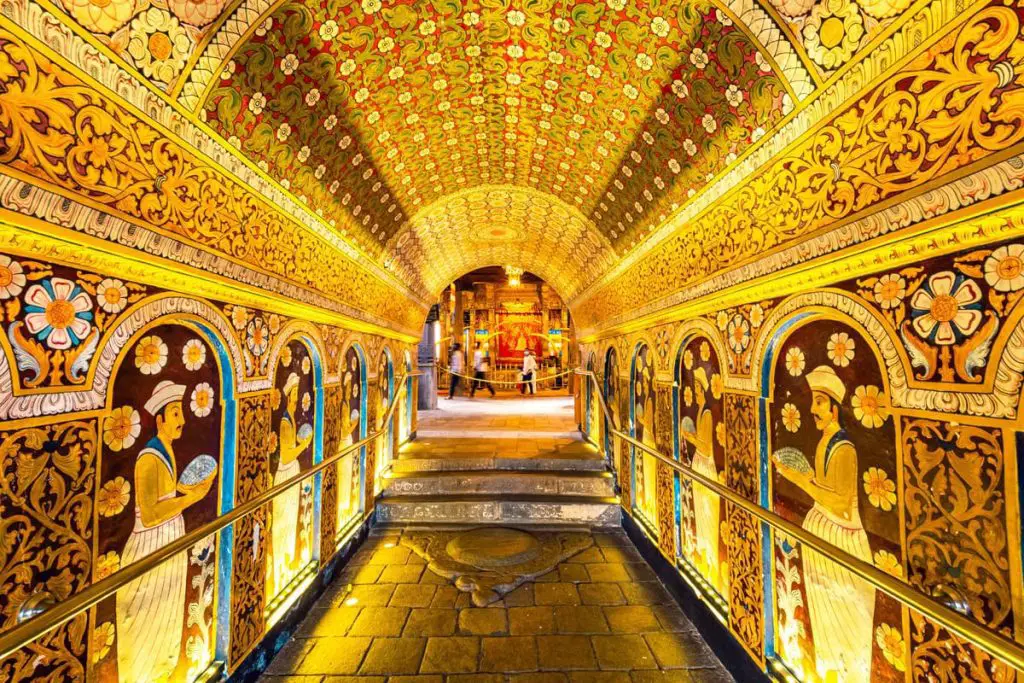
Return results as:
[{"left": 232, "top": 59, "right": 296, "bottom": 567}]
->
[{"left": 445, "top": 527, "right": 542, "bottom": 569}]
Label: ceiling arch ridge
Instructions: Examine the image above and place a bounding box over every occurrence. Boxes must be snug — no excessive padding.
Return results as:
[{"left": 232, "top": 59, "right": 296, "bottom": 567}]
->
[
  {"left": 569, "top": 0, "right": 966, "bottom": 310},
  {"left": 384, "top": 184, "right": 619, "bottom": 301},
  {"left": 713, "top": 0, "right": 817, "bottom": 100},
  {"left": 1, "top": 0, "right": 428, "bottom": 308},
  {"left": 175, "top": 0, "right": 289, "bottom": 109}
]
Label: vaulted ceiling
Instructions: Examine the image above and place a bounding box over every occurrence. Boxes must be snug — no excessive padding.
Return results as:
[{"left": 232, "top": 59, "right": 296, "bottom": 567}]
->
[{"left": 48, "top": 0, "right": 919, "bottom": 302}]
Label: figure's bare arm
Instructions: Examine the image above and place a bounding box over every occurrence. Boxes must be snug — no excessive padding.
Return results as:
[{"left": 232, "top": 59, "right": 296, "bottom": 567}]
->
[{"left": 136, "top": 454, "right": 205, "bottom": 526}]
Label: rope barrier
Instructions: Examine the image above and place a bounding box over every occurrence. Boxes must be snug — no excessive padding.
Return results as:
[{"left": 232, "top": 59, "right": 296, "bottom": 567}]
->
[{"left": 439, "top": 366, "right": 574, "bottom": 387}]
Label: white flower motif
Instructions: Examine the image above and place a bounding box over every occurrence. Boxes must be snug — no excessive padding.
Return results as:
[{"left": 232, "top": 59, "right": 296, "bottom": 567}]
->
[
  {"left": 340, "top": 58, "right": 356, "bottom": 76},
  {"left": 726, "top": 315, "right": 751, "bottom": 353},
  {"left": 280, "top": 53, "right": 299, "bottom": 75},
  {"left": 190, "top": 382, "right": 215, "bottom": 418},
  {"left": 785, "top": 347, "right": 805, "bottom": 377},
  {"left": 635, "top": 53, "right": 653, "bottom": 71},
  {"left": 388, "top": 66, "right": 404, "bottom": 80},
  {"left": 277, "top": 122, "right": 291, "bottom": 141},
  {"left": 623, "top": 84, "right": 639, "bottom": 100},
  {"left": 134, "top": 335, "right": 167, "bottom": 375},
  {"left": 246, "top": 318, "right": 269, "bottom": 356},
  {"left": 606, "top": 0, "right": 626, "bottom": 10},
  {"left": 690, "top": 47, "right": 709, "bottom": 69},
  {"left": 361, "top": 0, "right": 380, "bottom": 13},
  {"left": 248, "top": 92, "right": 266, "bottom": 115},
  {"left": 96, "top": 278, "right": 128, "bottom": 314},
  {"left": 23, "top": 278, "right": 93, "bottom": 350},
  {"left": 0, "top": 255, "right": 25, "bottom": 300},
  {"left": 298, "top": 145, "right": 311, "bottom": 163},
  {"left": 701, "top": 114, "right": 717, "bottom": 133},
  {"left": 909, "top": 272, "right": 983, "bottom": 345},
  {"left": 873, "top": 273, "right": 906, "bottom": 309},
  {"left": 671, "top": 80, "right": 688, "bottom": 98},
  {"left": 419, "top": 20, "right": 436, "bottom": 35},
  {"left": 827, "top": 332, "right": 856, "bottom": 367},
  {"left": 319, "top": 19, "right": 339, "bottom": 41},
  {"left": 378, "top": 36, "right": 394, "bottom": 52},
  {"left": 182, "top": 338, "right": 207, "bottom": 371},
  {"left": 725, "top": 84, "right": 743, "bottom": 106},
  {"left": 315, "top": 164, "right": 327, "bottom": 179},
  {"left": 507, "top": 9, "right": 525, "bottom": 26},
  {"left": 650, "top": 16, "right": 670, "bottom": 37},
  {"left": 324, "top": 114, "right": 339, "bottom": 130},
  {"left": 984, "top": 244, "right": 1024, "bottom": 292},
  {"left": 305, "top": 88, "right": 321, "bottom": 107},
  {"left": 595, "top": 31, "right": 612, "bottom": 48},
  {"left": 553, "top": 17, "right": 570, "bottom": 32}
]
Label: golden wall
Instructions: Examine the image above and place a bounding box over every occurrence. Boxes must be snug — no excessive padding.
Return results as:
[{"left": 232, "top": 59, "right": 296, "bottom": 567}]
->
[
  {"left": 576, "top": 3, "right": 1024, "bottom": 679},
  {"left": 0, "top": 5, "right": 421, "bottom": 679},
  {"left": 0, "top": 242, "right": 418, "bottom": 680}
]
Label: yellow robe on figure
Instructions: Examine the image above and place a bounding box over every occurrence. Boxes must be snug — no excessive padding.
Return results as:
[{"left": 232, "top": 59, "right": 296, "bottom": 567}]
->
[
  {"left": 802, "top": 432, "right": 874, "bottom": 683},
  {"left": 116, "top": 438, "right": 186, "bottom": 683},
  {"left": 271, "top": 408, "right": 304, "bottom": 596},
  {"left": 687, "top": 407, "right": 721, "bottom": 592}
]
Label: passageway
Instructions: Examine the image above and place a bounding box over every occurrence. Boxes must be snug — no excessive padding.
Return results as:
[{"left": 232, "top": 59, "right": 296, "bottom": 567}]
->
[{"left": 258, "top": 395, "right": 731, "bottom": 681}]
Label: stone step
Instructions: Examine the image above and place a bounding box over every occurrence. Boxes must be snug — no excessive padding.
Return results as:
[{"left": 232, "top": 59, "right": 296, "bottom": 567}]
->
[
  {"left": 383, "top": 470, "right": 615, "bottom": 498},
  {"left": 392, "top": 456, "right": 607, "bottom": 473},
  {"left": 375, "top": 494, "right": 621, "bottom": 527}
]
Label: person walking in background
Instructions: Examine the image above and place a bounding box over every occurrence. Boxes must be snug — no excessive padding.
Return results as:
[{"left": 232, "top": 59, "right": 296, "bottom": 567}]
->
[
  {"left": 470, "top": 342, "right": 495, "bottom": 397},
  {"left": 521, "top": 349, "right": 537, "bottom": 395},
  {"left": 447, "top": 343, "right": 465, "bottom": 400}
]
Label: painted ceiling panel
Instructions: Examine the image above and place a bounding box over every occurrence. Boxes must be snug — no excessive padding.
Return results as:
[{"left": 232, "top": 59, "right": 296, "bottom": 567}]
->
[
  {"left": 28, "top": 0, "right": 928, "bottom": 319},
  {"left": 200, "top": 0, "right": 794, "bottom": 287}
]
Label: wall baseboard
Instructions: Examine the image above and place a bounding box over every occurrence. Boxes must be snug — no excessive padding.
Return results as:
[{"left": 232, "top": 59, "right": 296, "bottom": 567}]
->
[{"left": 621, "top": 514, "right": 769, "bottom": 683}]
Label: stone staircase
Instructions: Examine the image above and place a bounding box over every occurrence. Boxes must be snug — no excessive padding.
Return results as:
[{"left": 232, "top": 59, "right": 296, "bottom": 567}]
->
[{"left": 376, "top": 451, "right": 620, "bottom": 527}]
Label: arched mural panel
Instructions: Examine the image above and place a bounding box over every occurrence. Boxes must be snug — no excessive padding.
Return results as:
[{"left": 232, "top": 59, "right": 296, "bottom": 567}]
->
[
  {"left": 266, "top": 338, "right": 317, "bottom": 605},
  {"left": 676, "top": 336, "right": 727, "bottom": 599},
  {"left": 585, "top": 354, "right": 598, "bottom": 444},
  {"left": 766, "top": 318, "right": 905, "bottom": 681},
  {"left": 375, "top": 349, "right": 394, "bottom": 495},
  {"left": 337, "top": 345, "right": 365, "bottom": 533},
  {"left": 94, "top": 320, "right": 226, "bottom": 683},
  {"left": 631, "top": 342, "right": 658, "bottom": 531},
  {"left": 603, "top": 346, "right": 619, "bottom": 460}
]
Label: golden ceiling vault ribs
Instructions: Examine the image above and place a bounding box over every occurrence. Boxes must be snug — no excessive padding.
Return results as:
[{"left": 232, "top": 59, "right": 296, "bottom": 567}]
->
[
  {"left": 575, "top": 2, "right": 1024, "bottom": 328},
  {"left": 0, "top": 24, "right": 423, "bottom": 329},
  {"left": 385, "top": 186, "right": 618, "bottom": 298}
]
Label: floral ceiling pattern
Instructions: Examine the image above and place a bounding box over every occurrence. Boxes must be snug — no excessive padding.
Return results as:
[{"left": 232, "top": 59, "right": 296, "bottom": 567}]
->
[
  {"left": 31, "top": 0, "right": 927, "bottom": 308},
  {"left": 203, "top": 0, "right": 793, "bottom": 261}
]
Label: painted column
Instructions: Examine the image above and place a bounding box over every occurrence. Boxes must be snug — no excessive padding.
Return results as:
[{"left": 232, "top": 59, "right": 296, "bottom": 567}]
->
[{"left": 417, "top": 305, "right": 438, "bottom": 412}]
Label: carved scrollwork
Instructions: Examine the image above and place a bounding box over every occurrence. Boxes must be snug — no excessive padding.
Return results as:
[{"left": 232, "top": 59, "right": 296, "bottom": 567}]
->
[{"left": 0, "top": 421, "right": 95, "bottom": 682}]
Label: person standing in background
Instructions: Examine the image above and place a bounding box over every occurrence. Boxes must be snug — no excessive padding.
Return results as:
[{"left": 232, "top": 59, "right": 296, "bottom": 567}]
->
[
  {"left": 447, "top": 343, "right": 465, "bottom": 400},
  {"left": 470, "top": 342, "right": 495, "bottom": 397},
  {"left": 521, "top": 349, "right": 537, "bottom": 395}
]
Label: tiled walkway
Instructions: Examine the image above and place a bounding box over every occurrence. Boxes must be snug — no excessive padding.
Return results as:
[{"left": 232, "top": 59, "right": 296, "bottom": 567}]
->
[
  {"left": 260, "top": 527, "right": 733, "bottom": 682},
  {"left": 409, "top": 393, "right": 597, "bottom": 462}
]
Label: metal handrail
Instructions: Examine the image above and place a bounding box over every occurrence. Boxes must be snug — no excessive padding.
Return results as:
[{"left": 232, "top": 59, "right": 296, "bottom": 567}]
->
[
  {"left": 575, "top": 369, "right": 1024, "bottom": 672},
  {"left": 0, "top": 372, "right": 419, "bottom": 661}
]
